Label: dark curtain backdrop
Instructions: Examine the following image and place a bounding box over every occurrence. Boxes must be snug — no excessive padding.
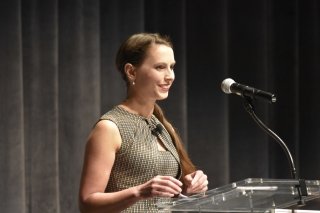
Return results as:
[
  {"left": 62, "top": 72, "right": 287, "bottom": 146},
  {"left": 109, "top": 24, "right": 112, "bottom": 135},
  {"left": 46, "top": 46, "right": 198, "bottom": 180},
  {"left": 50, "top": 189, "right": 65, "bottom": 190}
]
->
[{"left": 1, "top": 0, "right": 319, "bottom": 212}]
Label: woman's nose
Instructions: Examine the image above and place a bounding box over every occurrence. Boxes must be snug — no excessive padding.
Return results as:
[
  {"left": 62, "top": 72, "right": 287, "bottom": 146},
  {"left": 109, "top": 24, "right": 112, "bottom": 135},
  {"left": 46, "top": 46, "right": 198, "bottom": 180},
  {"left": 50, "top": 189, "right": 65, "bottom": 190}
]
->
[{"left": 165, "top": 69, "right": 175, "bottom": 81}]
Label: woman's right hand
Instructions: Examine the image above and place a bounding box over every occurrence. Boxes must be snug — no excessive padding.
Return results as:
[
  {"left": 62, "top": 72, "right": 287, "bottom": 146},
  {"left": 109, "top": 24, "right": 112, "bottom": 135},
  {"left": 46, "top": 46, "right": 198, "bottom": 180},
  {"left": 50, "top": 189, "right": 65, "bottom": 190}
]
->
[{"left": 135, "top": 175, "right": 183, "bottom": 198}]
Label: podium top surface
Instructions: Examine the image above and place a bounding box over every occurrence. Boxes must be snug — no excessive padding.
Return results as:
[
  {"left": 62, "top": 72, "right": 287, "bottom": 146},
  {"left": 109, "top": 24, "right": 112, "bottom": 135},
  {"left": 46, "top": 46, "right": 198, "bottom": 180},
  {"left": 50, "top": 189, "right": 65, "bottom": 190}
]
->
[{"left": 157, "top": 178, "right": 320, "bottom": 212}]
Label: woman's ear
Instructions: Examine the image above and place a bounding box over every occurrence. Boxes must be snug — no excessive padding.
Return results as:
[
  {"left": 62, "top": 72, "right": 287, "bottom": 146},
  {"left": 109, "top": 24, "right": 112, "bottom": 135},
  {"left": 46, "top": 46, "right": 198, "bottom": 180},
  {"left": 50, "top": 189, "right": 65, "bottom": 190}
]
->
[{"left": 124, "top": 63, "right": 136, "bottom": 83}]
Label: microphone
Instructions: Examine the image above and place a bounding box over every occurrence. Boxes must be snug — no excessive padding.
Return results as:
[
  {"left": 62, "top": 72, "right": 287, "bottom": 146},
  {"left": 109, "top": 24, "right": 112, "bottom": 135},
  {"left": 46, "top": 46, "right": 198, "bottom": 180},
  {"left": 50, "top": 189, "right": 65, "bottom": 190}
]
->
[
  {"left": 151, "top": 124, "right": 163, "bottom": 136},
  {"left": 151, "top": 124, "right": 163, "bottom": 135},
  {"left": 221, "top": 78, "right": 277, "bottom": 103}
]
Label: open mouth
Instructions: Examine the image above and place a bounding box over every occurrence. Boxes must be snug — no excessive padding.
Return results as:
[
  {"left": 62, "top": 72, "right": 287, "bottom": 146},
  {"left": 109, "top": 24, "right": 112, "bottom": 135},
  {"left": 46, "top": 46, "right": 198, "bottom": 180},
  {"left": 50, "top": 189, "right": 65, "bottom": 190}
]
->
[{"left": 159, "top": 84, "right": 171, "bottom": 92}]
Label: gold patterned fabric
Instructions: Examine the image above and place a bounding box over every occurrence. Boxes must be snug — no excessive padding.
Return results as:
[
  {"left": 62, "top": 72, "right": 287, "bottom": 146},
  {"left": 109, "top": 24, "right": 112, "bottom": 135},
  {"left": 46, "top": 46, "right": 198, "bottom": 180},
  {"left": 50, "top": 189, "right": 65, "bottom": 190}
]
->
[{"left": 99, "top": 106, "right": 181, "bottom": 212}]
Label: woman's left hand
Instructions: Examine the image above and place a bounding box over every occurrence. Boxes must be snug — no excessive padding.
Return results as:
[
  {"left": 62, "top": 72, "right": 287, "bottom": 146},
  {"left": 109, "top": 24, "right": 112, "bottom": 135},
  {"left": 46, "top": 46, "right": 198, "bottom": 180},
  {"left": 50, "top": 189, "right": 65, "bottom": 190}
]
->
[{"left": 182, "top": 170, "right": 208, "bottom": 195}]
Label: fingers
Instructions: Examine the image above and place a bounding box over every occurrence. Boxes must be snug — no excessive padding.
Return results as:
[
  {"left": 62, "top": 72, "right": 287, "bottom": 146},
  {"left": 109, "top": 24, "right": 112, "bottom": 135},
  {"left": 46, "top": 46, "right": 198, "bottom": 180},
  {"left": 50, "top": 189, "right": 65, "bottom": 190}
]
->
[
  {"left": 183, "top": 170, "right": 209, "bottom": 194},
  {"left": 154, "top": 176, "right": 183, "bottom": 197},
  {"left": 184, "top": 174, "right": 193, "bottom": 183},
  {"left": 192, "top": 179, "right": 209, "bottom": 192},
  {"left": 191, "top": 170, "right": 202, "bottom": 185},
  {"left": 140, "top": 176, "right": 182, "bottom": 198},
  {"left": 139, "top": 172, "right": 208, "bottom": 199},
  {"left": 192, "top": 170, "right": 208, "bottom": 190}
]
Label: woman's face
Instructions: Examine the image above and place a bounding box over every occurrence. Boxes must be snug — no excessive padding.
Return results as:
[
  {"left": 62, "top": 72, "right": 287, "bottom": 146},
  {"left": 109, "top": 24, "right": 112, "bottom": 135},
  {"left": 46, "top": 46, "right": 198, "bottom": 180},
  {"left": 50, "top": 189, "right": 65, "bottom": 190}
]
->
[{"left": 131, "top": 44, "right": 175, "bottom": 102}]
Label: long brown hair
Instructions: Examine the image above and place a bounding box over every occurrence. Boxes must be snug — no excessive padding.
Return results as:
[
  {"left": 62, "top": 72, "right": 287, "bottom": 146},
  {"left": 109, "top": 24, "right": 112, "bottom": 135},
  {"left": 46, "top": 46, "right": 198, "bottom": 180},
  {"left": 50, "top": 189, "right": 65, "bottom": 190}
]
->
[
  {"left": 153, "top": 103, "right": 196, "bottom": 180},
  {"left": 115, "top": 33, "right": 196, "bottom": 182}
]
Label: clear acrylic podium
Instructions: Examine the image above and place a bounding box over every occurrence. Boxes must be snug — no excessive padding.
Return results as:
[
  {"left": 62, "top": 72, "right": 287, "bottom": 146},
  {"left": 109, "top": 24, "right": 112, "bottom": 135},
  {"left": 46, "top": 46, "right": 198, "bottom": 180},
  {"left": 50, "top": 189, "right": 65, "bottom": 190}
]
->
[{"left": 157, "top": 178, "right": 320, "bottom": 212}]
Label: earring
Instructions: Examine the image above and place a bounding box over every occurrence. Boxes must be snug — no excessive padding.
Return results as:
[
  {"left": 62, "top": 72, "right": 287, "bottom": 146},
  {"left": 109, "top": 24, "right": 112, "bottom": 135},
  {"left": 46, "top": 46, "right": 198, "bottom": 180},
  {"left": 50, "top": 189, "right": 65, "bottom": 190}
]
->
[{"left": 132, "top": 81, "right": 135, "bottom": 86}]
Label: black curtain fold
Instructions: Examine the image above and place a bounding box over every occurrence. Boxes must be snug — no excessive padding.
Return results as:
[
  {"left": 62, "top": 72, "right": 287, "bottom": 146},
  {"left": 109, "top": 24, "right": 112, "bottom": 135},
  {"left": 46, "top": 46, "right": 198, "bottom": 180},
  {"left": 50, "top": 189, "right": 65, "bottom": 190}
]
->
[
  {"left": 186, "top": 0, "right": 230, "bottom": 186},
  {"left": 227, "top": 0, "right": 272, "bottom": 182},
  {"left": 58, "top": 1, "right": 101, "bottom": 212},
  {"left": 298, "top": 0, "right": 320, "bottom": 180},
  {"left": 22, "top": 0, "right": 59, "bottom": 212},
  {"left": 0, "top": 1, "right": 26, "bottom": 212},
  {"left": 1, "top": 0, "right": 320, "bottom": 212}
]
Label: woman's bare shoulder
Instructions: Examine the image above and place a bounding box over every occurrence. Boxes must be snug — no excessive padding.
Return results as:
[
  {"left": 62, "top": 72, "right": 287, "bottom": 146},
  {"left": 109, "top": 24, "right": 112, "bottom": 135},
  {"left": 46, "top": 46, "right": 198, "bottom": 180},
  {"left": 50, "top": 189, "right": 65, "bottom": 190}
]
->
[{"left": 87, "top": 119, "right": 121, "bottom": 151}]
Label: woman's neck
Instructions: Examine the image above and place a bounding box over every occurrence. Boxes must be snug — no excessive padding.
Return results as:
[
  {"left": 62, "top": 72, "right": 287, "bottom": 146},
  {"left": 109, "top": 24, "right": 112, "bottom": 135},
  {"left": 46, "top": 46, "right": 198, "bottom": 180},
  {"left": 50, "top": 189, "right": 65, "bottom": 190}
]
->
[{"left": 120, "top": 98, "right": 155, "bottom": 119}]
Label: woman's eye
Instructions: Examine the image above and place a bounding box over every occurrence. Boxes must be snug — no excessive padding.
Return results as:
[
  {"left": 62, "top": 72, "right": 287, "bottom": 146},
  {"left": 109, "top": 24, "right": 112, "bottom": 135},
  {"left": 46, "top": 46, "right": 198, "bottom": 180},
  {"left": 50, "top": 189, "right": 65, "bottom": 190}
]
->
[
  {"left": 156, "top": 66, "right": 166, "bottom": 70},
  {"left": 155, "top": 64, "right": 175, "bottom": 71}
]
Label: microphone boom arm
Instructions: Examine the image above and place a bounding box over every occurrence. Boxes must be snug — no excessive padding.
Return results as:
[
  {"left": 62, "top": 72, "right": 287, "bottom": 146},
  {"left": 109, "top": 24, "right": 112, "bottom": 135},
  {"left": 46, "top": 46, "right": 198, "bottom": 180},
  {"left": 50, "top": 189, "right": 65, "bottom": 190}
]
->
[{"left": 243, "top": 97, "right": 307, "bottom": 206}]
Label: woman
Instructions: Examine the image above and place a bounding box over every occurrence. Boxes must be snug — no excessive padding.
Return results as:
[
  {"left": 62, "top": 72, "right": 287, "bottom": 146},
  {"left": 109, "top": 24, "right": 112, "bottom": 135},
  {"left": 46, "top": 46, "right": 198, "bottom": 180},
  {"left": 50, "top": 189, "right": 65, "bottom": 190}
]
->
[{"left": 79, "top": 33, "right": 208, "bottom": 212}]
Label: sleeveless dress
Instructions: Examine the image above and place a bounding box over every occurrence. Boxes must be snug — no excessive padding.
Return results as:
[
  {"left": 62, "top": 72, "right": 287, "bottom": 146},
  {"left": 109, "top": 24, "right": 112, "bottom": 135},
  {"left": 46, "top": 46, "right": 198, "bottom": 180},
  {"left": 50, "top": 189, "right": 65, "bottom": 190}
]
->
[{"left": 100, "top": 106, "right": 182, "bottom": 212}]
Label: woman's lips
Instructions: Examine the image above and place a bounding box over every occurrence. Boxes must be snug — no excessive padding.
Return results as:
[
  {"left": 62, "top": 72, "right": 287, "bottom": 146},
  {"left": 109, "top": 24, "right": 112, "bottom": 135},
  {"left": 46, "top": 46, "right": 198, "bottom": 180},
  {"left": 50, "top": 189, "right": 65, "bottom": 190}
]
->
[{"left": 159, "top": 84, "right": 171, "bottom": 92}]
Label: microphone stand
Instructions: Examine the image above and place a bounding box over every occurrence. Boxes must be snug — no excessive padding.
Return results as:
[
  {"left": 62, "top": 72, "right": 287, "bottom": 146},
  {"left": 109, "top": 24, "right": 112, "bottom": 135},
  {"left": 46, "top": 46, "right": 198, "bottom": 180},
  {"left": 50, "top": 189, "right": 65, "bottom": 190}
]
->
[{"left": 242, "top": 97, "right": 307, "bottom": 206}]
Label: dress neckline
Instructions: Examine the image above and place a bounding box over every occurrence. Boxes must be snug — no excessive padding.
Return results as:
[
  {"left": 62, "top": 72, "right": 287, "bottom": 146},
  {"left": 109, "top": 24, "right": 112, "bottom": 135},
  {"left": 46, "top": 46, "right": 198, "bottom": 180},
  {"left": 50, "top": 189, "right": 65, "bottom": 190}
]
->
[{"left": 116, "top": 105, "right": 155, "bottom": 123}]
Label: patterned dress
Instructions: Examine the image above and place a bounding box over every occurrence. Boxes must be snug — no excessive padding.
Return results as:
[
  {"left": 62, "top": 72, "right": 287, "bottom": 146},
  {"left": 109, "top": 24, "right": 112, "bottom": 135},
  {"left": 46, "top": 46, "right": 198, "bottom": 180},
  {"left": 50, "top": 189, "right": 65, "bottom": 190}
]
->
[{"left": 100, "top": 106, "right": 182, "bottom": 212}]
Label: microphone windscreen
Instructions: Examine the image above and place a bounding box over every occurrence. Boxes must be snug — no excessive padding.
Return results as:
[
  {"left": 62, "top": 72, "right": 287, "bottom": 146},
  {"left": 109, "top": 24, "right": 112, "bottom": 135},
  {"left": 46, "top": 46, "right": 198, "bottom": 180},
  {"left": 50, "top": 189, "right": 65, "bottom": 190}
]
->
[{"left": 221, "top": 78, "right": 235, "bottom": 94}]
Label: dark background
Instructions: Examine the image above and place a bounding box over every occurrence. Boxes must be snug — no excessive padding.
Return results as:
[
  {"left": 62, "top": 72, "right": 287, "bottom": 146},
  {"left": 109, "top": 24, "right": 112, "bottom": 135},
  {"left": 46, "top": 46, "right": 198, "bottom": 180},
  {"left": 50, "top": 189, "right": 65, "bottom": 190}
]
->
[{"left": 1, "top": 0, "right": 319, "bottom": 212}]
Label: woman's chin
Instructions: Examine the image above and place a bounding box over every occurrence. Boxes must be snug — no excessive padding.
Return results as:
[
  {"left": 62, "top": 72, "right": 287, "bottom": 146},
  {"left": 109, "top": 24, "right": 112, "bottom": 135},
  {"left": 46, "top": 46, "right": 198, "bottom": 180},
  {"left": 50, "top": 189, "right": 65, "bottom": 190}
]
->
[{"left": 157, "top": 93, "right": 169, "bottom": 100}]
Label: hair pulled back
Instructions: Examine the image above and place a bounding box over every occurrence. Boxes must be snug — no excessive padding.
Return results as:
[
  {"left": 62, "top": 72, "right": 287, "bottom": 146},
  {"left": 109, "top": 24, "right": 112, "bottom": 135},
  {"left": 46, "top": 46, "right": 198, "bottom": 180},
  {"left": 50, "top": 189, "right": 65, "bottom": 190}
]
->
[{"left": 115, "top": 33, "right": 172, "bottom": 84}]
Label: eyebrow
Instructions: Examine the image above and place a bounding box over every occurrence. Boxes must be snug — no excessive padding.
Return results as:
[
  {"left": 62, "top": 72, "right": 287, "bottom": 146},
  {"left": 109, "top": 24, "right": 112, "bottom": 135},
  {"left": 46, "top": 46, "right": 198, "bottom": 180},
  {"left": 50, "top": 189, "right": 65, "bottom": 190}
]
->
[{"left": 154, "top": 62, "right": 176, "bottom": 66}]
